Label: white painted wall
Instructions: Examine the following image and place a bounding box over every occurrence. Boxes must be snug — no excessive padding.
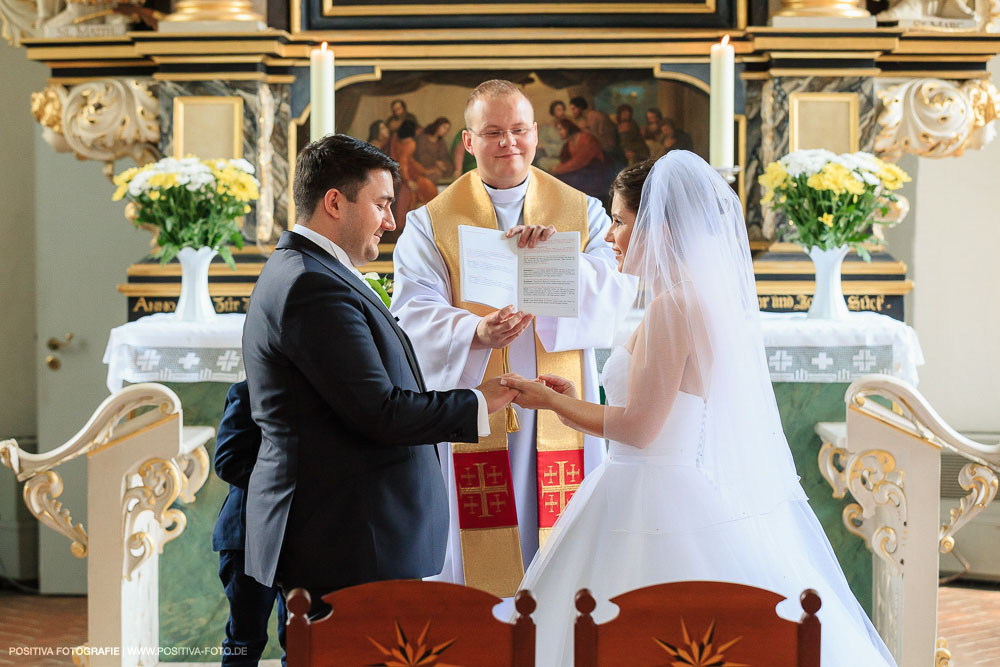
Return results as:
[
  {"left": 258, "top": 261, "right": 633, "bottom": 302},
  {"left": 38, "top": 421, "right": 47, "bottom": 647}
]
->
[
  {"left": 905, "top": 57, "right": 1000, "bottom": 433},
  {"left": 0, "top": 43, "right": 45, "bottom": 581}
]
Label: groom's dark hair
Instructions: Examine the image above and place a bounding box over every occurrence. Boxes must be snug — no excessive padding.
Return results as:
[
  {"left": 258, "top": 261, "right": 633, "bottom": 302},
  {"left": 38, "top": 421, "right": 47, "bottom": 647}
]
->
[{"left": 293, "top": 133, "right": 400, "bottom": 223}]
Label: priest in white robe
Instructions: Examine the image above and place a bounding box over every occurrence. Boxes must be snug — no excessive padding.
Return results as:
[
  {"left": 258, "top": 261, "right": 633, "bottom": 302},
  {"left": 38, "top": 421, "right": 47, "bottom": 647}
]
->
[{"left": 391, "top": 79, "right": 636, "bottom": 596}]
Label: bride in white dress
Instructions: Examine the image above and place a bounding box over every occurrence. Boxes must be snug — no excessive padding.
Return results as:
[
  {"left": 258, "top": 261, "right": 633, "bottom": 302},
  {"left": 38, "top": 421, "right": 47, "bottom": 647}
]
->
[{"left": 500, "top": 152, "right": 896, "bottom": 667}]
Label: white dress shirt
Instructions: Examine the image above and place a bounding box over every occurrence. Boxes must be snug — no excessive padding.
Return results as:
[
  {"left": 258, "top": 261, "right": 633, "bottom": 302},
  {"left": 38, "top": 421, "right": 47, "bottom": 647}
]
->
[{"left": 290, "top": 224, "right": 489, "bottom": 435}]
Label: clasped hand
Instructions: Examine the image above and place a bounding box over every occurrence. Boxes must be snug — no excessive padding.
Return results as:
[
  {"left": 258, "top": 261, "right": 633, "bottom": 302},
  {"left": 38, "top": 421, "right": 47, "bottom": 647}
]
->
[{"left": 499, "top": 373, "right": 577, "bottom": 410}]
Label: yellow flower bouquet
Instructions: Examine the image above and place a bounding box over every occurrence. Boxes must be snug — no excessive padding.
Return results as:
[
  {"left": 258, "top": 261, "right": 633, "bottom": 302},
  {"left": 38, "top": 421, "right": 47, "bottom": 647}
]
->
[
  {"left": 758, "top": 150, "right": 910, "bottom": 261},
  {"left": 112, "top": 157, "right": 260, "bottom": 269}
]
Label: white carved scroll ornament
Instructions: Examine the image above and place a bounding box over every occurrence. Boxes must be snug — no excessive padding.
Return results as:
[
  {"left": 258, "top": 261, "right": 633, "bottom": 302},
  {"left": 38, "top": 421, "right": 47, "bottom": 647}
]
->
[
  {"left": 0, "top": 384, "right": 186, "bottom": 559},
  {"left": 939, "top": 461, "right": 999, "bottom": 553},
  {"left": 876, "top": 78, "right": 1000, "bottom": 160},
  {"left": 122, "top": 457, "right": 187, "bottom": 580},
  {"left": 30, "top": 79, "right": 159, "bottom": 173}
]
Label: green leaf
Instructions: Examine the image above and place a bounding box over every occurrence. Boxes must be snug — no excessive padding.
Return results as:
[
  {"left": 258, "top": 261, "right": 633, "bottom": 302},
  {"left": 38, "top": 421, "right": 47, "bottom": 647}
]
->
[
  {"left": 218, "top": 245, "right": 236, "bottom": 271},
  {"left": 159, "top": 244, "right": 180, "bottom": 265}
]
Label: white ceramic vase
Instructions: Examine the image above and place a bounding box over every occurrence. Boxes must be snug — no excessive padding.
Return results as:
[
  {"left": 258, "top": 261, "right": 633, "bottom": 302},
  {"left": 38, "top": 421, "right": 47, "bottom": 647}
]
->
[
  {"left": 174, "top": 246, "right": 218, "bottom": 322},
  {"left": 807, "top": 245, "right": 850, "bottom": 320}
]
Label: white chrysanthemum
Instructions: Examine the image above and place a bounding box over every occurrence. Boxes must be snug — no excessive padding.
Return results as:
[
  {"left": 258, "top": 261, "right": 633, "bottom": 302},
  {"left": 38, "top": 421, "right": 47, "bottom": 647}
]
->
[
  {"left": 186, "top": 171, "right": 216, "bottom": 191},
  {"left": 231, "top": 158, "right": 256, "bottom": 175},
  {"left": 128, "top": 170, "right": 153, "bottom": 196},
  {"left": 780, "top": 149, "right": 836, "bottom": 177}
]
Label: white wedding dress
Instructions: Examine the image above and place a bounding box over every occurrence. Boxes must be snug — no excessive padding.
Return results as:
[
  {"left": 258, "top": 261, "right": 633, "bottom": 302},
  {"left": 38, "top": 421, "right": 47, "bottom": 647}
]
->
[{"left": 518, "top": 345, "right": 895, "bottom": 667}]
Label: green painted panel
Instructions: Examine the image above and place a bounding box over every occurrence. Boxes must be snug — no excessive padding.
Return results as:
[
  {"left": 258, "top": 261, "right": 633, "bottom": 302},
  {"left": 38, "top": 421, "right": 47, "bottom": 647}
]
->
[
  {"left": 159, "top": 382, "right": 283, "bottom": 661},
  {"left": 773, "top": 382, "right": 873, "bottom": 615}
]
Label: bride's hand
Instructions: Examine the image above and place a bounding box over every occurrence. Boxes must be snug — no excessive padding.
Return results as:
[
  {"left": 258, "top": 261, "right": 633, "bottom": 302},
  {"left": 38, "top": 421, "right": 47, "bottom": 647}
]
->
[
  {"left": 500, "top": 374, "right": 557, "bottom": 410},
  {"left": 537, "top": 374, "right": 577, "bottom": 399}
]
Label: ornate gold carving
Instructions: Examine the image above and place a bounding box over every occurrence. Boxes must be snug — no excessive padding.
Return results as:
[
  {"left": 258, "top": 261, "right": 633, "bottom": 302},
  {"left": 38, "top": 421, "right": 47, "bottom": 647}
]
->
[
  {"left": 876, "top": 78, "right": 1000, "bottom": 160},
  {"left": 174, "top": 444, "right": 209, "bottom": 504},
  {"left": 840, "top": 449, "right": 907, "bottom": 573},
  {"left": 819, "top": 440, "right": 851, "bottom": 499},
  {"left": 30, "top": 79, "right": 159, "bottom": 171},
  {"left": 122, "top": 457, "right": 186, "bottom": 580},
  {"left": 939, "top": 461, "right": 999, "bottom": 553},
  {"left": 935, "top": 638, "right": 952, "bottom": 667},
  {"left": 23, "top": 471, "right": 88, "bottom": 558},
  {"left": 31, "top": 86, "right": 64, "bottom": 135}
]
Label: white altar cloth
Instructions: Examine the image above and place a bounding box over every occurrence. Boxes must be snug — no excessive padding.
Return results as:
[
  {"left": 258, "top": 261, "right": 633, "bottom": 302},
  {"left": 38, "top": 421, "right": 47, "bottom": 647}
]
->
[
  {"left": 759, "top": 311, "right": 924, "bottom": 385},
  {"left": 103, "top": 313, "right": 246, "bottom": 392}
]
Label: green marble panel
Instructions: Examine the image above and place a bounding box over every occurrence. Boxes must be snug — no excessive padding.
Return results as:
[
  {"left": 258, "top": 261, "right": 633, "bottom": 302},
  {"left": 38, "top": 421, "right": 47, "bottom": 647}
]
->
[
  {"left": 773, "top": 382, "right": 872, "bottom": 615},
  {"left": 159, "top": 382, "right": 283, "bottom": 661}
]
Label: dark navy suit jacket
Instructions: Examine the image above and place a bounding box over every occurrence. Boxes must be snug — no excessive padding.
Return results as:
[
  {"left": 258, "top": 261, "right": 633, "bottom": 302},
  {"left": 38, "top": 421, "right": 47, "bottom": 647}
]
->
[
  {"left": 241, "top": 231, "right": 480, "bottom": 590},
  {"left": 212, "top": 380, "right": 258, "bottom": 552}
]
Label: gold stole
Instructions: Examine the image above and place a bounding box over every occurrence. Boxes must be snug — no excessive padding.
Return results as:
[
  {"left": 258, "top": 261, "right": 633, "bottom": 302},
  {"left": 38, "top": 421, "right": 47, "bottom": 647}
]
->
[{"left": 427, "top": 167, "right": 587, "bottom": 597}]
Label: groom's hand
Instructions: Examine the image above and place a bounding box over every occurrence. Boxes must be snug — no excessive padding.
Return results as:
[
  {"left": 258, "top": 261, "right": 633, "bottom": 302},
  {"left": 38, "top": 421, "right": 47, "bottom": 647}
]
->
[
  {"left": 476, "top": 377, "right": 520, "bottom": 414},
  {"left": 507, "top": 224, "right": 556, "bottom": 249},
  {"left": 472, "top": 305, "right": 533, "bottom": 350}
]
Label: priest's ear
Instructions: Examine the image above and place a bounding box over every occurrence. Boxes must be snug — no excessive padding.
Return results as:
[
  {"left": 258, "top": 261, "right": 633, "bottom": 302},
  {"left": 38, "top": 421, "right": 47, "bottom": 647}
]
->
[{"left": 461, "top": 129, "right": 475, "bottom": 155}]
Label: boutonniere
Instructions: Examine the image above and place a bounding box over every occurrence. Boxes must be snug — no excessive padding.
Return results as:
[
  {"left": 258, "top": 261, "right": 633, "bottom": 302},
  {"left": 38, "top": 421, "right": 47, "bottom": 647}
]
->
[{"left": 363, "top": 272, "right": 393, "bottom": 308}]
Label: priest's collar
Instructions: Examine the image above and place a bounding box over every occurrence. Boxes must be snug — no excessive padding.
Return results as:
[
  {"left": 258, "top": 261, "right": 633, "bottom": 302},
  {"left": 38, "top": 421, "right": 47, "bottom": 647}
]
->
[{"left": 482, "top": 174, "right": 529, "bottom": 204}]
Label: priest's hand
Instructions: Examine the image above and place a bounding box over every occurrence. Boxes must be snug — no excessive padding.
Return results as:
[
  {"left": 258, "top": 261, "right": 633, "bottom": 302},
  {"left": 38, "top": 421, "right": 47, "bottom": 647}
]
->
[
  {"left": 472, "top": 305, "right": 533, "bottom": 349},
  {"left": 500, "top": 374, "right": 557, "bottom": 411},
  {"left": 506, "top": 224, "right": 557, "bottom": 249},
  {"left": 476, "top": 377, "right": 520, "bottom": 414},
  {"left": 537, "top": 374, "right": 577, "bottom": 399}
]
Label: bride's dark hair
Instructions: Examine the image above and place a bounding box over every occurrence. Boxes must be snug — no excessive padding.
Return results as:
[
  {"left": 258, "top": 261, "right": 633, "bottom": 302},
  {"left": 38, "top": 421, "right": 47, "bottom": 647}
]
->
[{"left": 610, "top": 158, "right": 657, "bottom": 212}]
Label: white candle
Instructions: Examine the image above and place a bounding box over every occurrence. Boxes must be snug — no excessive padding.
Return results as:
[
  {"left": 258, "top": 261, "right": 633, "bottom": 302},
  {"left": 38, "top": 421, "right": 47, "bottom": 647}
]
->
[
  {"left": 310, "top": 42, "right": 335, "bottom": 142},
  {"left": 709, "top": 34, "right": 735, "bottom": 168}
]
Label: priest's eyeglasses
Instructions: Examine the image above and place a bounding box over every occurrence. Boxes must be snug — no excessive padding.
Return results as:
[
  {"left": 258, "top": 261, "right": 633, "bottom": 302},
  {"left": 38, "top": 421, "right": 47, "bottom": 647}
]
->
[{"left": 469, "top": 127, "right": 534, "bottom": 142}]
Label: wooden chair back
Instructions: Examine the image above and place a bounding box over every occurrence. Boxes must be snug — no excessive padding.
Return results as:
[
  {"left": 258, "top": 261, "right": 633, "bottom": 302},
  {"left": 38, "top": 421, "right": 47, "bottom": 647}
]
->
[
  {"left": 574, "top": 581, "right": 821, "bottom": 667},
  {"left": 287, "top": 580, "right": 536, "bottom": 666}
]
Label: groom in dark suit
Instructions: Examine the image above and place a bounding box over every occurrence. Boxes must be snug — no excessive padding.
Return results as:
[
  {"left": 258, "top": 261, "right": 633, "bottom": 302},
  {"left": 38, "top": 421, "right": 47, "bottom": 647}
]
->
[{"left": 242, "top": 134, "right": 516, "bottom": 610}]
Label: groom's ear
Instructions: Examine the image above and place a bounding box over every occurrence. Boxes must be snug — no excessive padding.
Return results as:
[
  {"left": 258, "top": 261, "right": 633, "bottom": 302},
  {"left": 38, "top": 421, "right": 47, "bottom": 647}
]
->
[{"left": 322, "top": 188, "right": 344, "bottom": 220}]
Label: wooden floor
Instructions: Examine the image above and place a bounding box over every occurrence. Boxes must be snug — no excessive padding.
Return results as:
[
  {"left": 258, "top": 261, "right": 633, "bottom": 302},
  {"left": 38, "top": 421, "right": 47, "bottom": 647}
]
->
[{"left": 1, "top": 581, "right": 998, "bottom": 665}]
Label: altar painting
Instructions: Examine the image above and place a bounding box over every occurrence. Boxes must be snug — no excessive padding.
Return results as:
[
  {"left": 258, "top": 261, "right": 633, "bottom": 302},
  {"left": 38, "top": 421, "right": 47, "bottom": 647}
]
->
[{"left": 311, "top": 70, "right": 709, "bottom": 240}]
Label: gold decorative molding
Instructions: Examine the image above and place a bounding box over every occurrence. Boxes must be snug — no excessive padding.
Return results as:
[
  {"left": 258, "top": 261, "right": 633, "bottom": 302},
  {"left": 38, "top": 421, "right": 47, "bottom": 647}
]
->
[
  {"left": 117, "top": 282, "right": 257, "bottom": 297},
  {"left": 23, "top": 470, "right": 89, "bottom": 558},
  {"left": 30, "top": 79, "right": 159, "bottom": 172},
  {"left": 775, "top": 0, "right": 870, "bottom": 18},
  {"left": 939, "top": 461, "right": 999, "bottom": 553},
  {"left": 876, "top": 77, "right": 1000, "bottom": 159},
  {"left": 160, "top": 0, "right": 263, "bottom": 25},
  {"left": 755, "top": 280, "right": 914, "bottom": 295},
  {"left": 122, "top": 457, "right": 186, "bottom": 580},
  {"left": 320, "top": 0, "right": 717, "bottom": 18}
]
